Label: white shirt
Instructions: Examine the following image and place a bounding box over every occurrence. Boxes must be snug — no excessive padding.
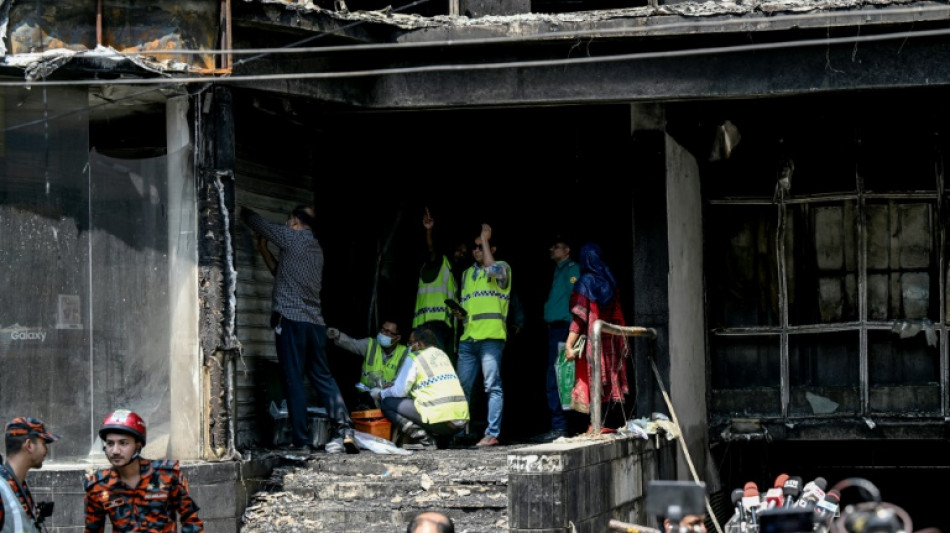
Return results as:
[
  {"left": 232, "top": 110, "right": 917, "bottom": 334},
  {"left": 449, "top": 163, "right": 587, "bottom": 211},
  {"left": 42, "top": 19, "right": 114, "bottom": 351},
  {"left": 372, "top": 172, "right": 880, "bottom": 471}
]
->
[
  {"left": 378, "top": 348, "right": 467, "bottom": 427},
  {"left": 379, "top": 355, "right": 417, "bottom": 400}
]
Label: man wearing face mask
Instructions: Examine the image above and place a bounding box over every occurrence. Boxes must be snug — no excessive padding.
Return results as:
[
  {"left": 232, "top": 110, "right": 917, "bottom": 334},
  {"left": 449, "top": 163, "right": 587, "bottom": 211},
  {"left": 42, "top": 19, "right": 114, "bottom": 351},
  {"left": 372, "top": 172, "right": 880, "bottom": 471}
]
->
[{"left": 327, "top": 320, "right": 410, "bottom": 409}]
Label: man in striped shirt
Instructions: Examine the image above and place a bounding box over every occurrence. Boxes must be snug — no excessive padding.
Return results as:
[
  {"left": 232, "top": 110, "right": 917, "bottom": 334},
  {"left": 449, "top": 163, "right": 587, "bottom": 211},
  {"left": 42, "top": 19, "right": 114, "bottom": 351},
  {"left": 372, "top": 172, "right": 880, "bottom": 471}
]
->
[{"left": 242, "top": 204, "right": 358, "bottom": 455}]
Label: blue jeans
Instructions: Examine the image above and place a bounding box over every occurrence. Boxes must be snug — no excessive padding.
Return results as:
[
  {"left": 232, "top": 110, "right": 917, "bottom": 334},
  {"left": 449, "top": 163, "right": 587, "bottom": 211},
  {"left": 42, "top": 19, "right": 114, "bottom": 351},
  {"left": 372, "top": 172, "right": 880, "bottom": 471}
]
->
[
  {"left": 546, "top": 324, "right": 569, "bottom": 431},
  {"left": 275, "top": 317, "right": 353, "bottom": 446},
  {"left": 457, "top": 339, "right": 505, "bottom": 438}
]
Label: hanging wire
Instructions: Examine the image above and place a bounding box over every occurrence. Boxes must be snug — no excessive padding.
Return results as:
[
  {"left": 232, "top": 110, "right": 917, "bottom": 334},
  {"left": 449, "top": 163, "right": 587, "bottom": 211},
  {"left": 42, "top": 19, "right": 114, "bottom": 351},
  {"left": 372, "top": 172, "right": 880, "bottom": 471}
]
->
[{"left": 2, "top": 20, "right": 950, "bottom": 135}]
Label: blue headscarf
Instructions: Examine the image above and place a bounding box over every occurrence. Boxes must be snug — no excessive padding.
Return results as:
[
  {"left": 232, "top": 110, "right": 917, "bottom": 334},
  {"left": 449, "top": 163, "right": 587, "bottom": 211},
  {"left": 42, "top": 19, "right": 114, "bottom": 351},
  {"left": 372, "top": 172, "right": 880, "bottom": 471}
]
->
[{"left": 575, "top": 243, "right": 617, "bottom": 305}]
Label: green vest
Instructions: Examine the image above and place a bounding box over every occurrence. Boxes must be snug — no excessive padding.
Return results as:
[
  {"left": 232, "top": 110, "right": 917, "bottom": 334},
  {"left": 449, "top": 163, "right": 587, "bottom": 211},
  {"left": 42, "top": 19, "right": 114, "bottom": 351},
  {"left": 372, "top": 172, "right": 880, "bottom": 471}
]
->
[
  {"left": 413, "top": 256, "right": 457, "bottom": 328},
  {"left": 459, "top": 261, "right": 511, "bottom": 341},
  {"left": 362, "top": 340, "right": 409, "bottom": 388},
  {"left": 409, "top": 346, "right": 470, "bottom": 424}
]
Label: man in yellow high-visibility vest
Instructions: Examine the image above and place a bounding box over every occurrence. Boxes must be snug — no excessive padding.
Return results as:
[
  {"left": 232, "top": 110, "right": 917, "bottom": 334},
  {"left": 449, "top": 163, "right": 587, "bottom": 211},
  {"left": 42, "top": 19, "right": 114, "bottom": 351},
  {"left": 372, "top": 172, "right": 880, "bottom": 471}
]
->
[
  {"left": 412, "top": 208, "right": 458, "bottom": 355},
  {"left": 372, "top": 326, "right": 469, "bottom": 450},
  {"left": 449, "top": 223, "right": 511, "bottom": 447}
]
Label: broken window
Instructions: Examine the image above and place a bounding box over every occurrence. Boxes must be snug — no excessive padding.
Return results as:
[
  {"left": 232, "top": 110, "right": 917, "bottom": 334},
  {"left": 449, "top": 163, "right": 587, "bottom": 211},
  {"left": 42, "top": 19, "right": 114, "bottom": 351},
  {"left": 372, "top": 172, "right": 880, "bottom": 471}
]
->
[{"left": 706, "top": 118, "right": 944, "bottom": 423}]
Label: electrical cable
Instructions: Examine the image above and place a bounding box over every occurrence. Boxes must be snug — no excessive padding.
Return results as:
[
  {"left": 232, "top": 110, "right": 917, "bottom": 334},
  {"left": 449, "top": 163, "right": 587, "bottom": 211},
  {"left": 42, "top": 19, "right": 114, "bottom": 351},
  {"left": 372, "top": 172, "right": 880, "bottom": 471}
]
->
[{"left": 2, "top": 4, "right": 948, "bottom": 134}]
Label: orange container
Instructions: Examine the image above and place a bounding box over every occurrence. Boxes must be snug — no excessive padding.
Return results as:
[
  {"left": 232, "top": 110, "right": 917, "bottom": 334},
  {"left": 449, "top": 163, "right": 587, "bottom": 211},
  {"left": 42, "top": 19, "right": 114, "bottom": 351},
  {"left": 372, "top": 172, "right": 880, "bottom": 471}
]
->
[{"left": 351, "top": 409, "right": 392, "bottom": 441}]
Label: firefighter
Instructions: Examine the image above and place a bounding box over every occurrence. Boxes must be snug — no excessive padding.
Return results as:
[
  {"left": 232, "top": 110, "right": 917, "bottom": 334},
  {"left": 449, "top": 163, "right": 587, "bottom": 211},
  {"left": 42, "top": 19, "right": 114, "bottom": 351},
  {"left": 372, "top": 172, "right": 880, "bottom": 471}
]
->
[
  {"left": 0, "top": 417, "right": 59, "bottom": 533},
  {"left": 83, "top": 410, "right": 203, "bottom": 533}
]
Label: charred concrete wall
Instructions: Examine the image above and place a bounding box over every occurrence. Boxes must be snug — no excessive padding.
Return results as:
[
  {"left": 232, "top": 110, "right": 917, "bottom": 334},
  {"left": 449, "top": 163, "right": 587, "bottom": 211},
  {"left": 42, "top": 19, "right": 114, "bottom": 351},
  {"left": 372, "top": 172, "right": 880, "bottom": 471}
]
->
[
  {"left": 508, "top": 436, "right": 671, "bottom": 533},
  {"left": 197, "top": 86, "right": 240, "bottom": 458},
  {"left": 22, "top": 457, "right": 280, "bottom": 533}
]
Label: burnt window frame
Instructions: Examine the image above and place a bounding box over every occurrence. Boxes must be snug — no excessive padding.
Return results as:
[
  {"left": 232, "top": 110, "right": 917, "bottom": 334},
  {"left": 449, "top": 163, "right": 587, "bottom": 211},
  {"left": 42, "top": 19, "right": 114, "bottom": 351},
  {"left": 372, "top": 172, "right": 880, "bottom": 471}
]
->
[{"left": 704, "top": 125, "right": 948, "bottom": 424}]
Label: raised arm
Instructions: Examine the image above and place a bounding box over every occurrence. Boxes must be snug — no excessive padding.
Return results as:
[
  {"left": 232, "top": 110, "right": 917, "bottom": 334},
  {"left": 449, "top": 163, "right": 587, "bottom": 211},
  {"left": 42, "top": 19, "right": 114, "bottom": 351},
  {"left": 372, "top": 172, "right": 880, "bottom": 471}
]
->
[{"left": 423, "top": 208, "right": 440, "bottom": 266}]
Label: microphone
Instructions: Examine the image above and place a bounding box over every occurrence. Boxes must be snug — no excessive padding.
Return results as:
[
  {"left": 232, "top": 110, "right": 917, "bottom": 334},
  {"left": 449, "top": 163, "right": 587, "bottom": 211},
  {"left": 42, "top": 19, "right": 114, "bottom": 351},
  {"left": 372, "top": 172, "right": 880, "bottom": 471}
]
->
[
  {"left": 782, "top": 476, "right": 802, "bottom": 508},
  {"left": 815, "top": 489, "right": 840, "bottom": 522},
  {"left": 741, "top": 482, "right": 761, "bottom": 524},
  {"left": 730, "top": 488, "right": 745, "bottom": 525},
  {"left": 765, "top": 474, "right": 789, "bottom": 508},
  {"left": 796, "top": 477, "right": 827, "bottom": 509},
  {"left": 773, "top": 473, "right": 790, "bottom": 488},
  {"left": 764, "top": 487, "right": 784, "bottom": 509}
]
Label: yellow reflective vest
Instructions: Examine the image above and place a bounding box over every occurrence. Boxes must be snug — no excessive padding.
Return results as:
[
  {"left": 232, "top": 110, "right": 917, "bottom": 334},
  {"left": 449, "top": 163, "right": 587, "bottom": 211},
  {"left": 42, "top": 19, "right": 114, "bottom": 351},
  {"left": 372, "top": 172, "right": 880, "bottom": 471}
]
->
[
  {"left": 409, "top": 346, "right": 470, "bottom": 424},
  {"left": 413, "top": 256, "right": 457, "bottom": 328},
  {"left": 362, "top": 340, "right": 409, "bottom": 388},
  {"left": 459, "top": 261, "right": 511, "bottom": 341}
]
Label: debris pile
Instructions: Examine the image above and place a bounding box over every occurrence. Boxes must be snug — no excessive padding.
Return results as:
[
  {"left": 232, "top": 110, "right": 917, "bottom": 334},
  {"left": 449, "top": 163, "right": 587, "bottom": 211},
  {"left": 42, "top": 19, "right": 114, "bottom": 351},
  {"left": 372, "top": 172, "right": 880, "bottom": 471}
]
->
[{"left": 241, "top": 448, "right": 514, "bottom": 532}]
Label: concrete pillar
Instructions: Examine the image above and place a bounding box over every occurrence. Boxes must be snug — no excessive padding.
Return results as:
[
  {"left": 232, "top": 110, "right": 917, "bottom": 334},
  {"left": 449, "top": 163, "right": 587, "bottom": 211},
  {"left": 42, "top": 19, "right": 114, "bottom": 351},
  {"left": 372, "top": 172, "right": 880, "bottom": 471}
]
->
[
  {"left": 664, "top": 132, "right": 709, "bottom": 483},
  {"left": 628, "top": 102, "right": 710, "bottom": 484}
]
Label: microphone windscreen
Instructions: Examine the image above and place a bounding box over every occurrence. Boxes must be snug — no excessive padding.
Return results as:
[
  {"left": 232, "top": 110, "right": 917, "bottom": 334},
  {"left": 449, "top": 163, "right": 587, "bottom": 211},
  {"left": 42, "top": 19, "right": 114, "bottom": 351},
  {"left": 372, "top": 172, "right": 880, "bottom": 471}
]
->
[
  {"left": 824, "top": 490, "right": 840, "bottom": 503},
  {"left": 744, "top": 481, "right": 759, "bottom": 496},
  {"left": 773, "top": 473, "right": 790, "bottom": 488},
  {"left": 732, "top": 488, "right": 744, "bottom": 505},
  {"left": 764, "top": 487, "right": 784, "bottom": 508},
  {"left": 812, "top": 477, "right": 827, "bottom": 491},
  {"left": 784, "top": 476, "right": 802, "bottom": 497}
]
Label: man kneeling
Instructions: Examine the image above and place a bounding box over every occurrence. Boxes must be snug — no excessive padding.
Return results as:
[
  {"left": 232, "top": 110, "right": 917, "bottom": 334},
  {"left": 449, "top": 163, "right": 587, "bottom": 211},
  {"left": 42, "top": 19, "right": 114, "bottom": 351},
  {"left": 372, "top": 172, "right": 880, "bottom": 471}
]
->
[{"left": 371, "top": 326, "right": 469, "bottom": 449}]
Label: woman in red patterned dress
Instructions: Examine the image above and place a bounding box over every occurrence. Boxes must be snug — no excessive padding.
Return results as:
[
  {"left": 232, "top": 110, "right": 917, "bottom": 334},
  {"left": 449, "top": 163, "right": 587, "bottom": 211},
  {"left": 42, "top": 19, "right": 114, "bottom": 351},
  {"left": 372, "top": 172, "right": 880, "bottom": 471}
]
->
[{"left": 564, "top": 243, "right": 630, "bottom": 430}]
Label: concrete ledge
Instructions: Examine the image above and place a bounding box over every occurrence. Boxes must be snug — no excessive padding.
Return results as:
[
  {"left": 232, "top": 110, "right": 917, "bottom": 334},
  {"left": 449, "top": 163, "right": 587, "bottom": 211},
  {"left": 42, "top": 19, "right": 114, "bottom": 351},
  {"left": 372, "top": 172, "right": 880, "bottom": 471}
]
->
[
  {"left": 25, "top": 456, "right": 281, "bottom": 533},
  {"left": 508, "top": 435, "right": 660, "bottom": 533}
]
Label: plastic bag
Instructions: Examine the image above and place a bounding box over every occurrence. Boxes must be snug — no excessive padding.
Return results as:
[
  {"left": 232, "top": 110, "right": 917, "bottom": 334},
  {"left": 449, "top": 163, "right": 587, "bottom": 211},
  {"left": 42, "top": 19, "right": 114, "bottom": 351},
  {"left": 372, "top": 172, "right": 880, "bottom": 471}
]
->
[
  {"left": 555, "top": 342, "right": 575, "bottom": 410},
  {"left": 353, "top": 430, "right": 413, "bottom": 455}
]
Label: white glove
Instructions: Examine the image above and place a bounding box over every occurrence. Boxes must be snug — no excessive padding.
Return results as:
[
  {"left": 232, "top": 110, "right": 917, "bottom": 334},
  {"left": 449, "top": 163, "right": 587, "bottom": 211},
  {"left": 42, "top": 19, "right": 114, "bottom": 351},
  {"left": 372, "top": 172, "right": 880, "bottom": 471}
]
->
[{"left": 327, "top": 327, "right": 340, "bottom": 340}]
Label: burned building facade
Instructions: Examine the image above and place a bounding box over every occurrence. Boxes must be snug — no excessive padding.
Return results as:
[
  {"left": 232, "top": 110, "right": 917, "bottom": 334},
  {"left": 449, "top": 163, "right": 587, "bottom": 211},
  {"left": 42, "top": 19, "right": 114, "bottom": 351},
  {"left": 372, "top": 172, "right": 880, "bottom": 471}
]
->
[{"left": 2, "top": 0, "right": 950, "bottom": 529}]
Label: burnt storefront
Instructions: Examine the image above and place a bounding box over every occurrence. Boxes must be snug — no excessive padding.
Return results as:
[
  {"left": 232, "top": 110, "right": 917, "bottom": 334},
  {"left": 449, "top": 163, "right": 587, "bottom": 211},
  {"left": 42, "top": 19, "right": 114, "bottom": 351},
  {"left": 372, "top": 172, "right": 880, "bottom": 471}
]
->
[{"left": 4, "top": 0, "right": 950, "bottom": 530}]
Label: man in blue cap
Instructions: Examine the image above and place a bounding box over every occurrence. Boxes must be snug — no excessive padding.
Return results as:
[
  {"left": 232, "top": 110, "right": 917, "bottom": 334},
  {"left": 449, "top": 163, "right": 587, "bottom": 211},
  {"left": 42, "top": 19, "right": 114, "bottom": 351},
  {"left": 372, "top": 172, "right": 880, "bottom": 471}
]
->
[{"left": 0, "top": 417, "right": 59, "bottom": 533}]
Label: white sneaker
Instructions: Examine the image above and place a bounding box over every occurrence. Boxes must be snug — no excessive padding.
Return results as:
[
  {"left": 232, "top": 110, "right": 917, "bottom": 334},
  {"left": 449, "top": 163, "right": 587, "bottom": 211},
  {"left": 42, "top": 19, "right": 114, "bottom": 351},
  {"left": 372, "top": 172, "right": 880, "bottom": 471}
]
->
[{"left": 325, "top": 438, "right": 344, "bottom": 454}]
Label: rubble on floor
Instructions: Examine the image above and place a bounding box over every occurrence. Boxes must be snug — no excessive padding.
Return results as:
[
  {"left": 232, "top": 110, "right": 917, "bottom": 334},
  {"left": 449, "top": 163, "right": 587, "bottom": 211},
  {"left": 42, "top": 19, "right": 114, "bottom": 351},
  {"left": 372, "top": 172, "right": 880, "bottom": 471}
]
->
[{"left": 241, "top": 445, "right": 525, "bottom": 532}]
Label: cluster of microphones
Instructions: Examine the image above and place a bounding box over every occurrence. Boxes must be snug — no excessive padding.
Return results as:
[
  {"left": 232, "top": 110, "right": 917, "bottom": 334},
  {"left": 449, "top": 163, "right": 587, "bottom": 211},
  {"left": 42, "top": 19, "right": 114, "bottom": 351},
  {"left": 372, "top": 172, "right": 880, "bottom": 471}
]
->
[{"left": 728, "top": 474, "right": 840, "bottom": 532}]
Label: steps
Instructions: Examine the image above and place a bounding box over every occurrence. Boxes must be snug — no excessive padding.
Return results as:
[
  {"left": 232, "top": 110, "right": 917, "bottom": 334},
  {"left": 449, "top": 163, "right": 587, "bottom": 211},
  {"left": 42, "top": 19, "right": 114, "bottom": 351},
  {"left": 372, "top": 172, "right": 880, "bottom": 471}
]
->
[{"left": 241, "top": 446, "right": 522, "bottom": 532}]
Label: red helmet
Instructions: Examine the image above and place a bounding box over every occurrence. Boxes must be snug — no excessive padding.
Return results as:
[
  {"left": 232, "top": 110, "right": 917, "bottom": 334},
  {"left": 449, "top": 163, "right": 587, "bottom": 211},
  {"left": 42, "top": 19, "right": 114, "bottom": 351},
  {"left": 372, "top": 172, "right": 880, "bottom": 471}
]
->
[{"left": 99, "top": 410, "right": 147, "bottom": 444}]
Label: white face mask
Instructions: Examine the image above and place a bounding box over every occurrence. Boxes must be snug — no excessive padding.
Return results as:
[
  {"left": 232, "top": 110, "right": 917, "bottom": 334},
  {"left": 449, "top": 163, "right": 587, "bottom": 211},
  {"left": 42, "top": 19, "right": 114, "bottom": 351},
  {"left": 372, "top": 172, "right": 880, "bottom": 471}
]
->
[{"left": 376, "top": 333, "right": 394, "bottom": 348}]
